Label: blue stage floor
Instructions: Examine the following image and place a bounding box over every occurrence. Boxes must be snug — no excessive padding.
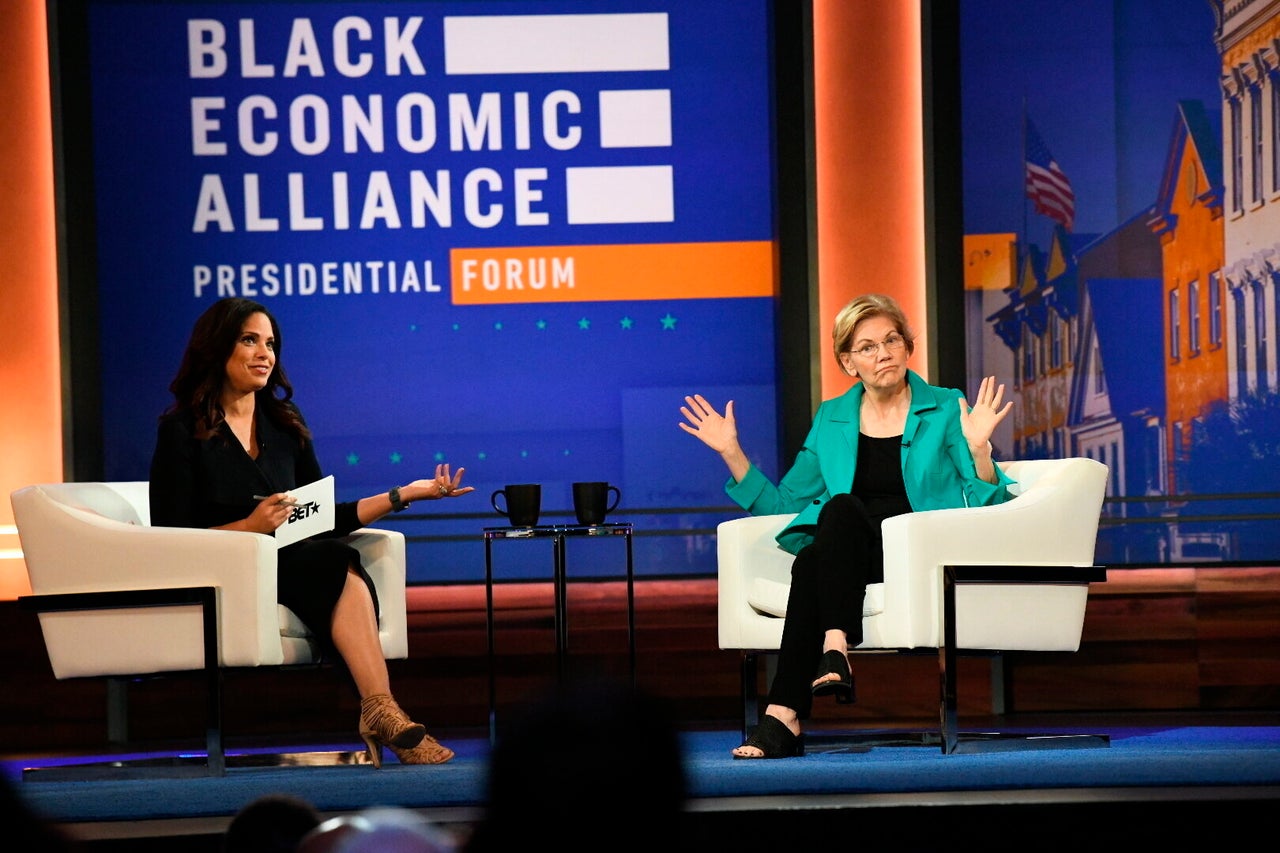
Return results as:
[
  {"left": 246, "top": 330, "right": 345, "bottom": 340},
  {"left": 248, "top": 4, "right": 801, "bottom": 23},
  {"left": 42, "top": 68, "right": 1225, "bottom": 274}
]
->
[{"left": 7, "top": 721, "right": 1280, "bottom": 831}]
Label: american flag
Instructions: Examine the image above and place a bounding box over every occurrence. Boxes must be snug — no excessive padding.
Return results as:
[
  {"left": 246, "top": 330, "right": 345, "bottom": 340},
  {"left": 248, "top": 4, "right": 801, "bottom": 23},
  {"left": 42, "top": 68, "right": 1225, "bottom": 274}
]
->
[{"left": 1024, "top": 117, "right": 1075, "bottom": 230}]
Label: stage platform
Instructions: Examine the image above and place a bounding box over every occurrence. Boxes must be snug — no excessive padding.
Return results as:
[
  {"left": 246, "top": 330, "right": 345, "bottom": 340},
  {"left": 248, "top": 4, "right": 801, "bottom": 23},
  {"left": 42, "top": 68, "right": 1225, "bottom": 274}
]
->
[
  {"left": 5, "top": 713, "right": 1279, "bottom": 851},
  {"left": 4, "top": 572, "right": 1279, "bottom": 850}
]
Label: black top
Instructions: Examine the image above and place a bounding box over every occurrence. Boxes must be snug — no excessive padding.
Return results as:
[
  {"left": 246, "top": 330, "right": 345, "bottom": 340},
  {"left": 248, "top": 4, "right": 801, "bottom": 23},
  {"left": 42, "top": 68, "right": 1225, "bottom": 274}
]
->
[
  {"left": 148, "top": 406, "right": 361, "bottom": 536},
  {"left": 147, "top": 404, "right": 381, "bottom": 649},
  {"left": 852, "top": 433, "right": 912, "bottom": 524}
]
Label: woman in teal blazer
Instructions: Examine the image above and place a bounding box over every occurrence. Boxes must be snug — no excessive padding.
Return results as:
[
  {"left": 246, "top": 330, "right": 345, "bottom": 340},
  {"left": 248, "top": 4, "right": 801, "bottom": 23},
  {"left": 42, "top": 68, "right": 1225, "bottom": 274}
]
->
[{"left": 681, "top": 294, "right": 1014, "bottom": 758}]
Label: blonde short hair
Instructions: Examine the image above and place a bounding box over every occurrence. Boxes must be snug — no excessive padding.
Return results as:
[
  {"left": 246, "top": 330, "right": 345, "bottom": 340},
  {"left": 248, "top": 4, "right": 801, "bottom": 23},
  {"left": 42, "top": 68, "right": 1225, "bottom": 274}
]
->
[{"left": 831, "top": 294, "right": 917, "bottom": 372}]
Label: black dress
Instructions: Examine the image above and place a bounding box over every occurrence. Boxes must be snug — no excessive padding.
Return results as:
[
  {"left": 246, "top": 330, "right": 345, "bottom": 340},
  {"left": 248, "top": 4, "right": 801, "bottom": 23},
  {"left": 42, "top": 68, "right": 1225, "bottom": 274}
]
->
[{"left": 148, "top": 405, "right": 378, "bottom": 656}]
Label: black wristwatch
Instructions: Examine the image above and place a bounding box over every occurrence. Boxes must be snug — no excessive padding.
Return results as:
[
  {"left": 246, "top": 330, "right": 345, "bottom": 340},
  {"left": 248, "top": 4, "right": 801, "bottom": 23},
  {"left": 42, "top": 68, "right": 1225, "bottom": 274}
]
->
[{"left": 388, "top": 486, "right": 409, "bottom": 512}]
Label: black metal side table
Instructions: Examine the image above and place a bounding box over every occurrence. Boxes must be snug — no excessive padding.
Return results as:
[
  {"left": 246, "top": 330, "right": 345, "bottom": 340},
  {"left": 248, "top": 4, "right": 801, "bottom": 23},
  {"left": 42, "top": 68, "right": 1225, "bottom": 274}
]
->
[{"left": 482, "top": 522, "right": 635, "bottom": 742}]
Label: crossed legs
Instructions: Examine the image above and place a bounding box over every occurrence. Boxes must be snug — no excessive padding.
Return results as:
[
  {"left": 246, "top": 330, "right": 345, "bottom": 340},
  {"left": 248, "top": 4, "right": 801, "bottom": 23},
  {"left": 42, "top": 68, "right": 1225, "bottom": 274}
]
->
[
  {"left": 733, "top": 494, "right": 877, "bottom": 758},
  {"left": 329, "top": 568, "right": 390, "bottom": 699}
]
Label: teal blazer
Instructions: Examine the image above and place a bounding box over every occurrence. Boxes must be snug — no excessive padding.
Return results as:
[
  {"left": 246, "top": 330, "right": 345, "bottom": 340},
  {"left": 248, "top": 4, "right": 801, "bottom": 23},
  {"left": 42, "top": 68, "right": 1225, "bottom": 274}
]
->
[{"left": 726, "top": 370, "right": 1016, "bottom": 554}]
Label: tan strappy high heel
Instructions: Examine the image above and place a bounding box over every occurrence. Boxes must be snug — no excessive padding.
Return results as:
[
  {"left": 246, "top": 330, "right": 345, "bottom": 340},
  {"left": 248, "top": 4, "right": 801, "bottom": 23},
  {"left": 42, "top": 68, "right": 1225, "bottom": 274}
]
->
[
  {"left": 382, "top": 733, "right": 455, "bottom": 766},
  {"left": 359, "top": 693, "right": 426, "bottom": 765}
]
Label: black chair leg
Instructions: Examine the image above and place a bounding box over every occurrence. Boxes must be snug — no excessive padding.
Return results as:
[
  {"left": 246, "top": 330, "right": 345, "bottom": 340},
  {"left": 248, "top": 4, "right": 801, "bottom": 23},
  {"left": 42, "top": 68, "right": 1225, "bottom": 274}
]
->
[{"left": 741, "top": 652, "right": 760, "bottom": 742}]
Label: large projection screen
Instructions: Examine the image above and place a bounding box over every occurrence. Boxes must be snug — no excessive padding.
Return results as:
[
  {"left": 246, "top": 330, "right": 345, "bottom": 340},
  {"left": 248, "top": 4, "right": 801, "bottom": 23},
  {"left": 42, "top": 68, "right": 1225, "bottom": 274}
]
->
[
  {"left": 959, "top": 0, "right": 1280, "bottom": 566},
  {"left": 51, "top": 0, "right": 801, "bottom": 583}
]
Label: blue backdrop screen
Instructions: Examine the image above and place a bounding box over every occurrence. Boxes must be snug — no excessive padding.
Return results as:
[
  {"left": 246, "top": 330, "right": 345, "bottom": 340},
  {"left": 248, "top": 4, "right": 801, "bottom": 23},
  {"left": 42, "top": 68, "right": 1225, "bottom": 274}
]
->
[
  {"left": 960, "top": 0, "right": 1280, "bottom": 565},
  {"left": 83, "top": 0, "right": 782, "bottom": 581}
]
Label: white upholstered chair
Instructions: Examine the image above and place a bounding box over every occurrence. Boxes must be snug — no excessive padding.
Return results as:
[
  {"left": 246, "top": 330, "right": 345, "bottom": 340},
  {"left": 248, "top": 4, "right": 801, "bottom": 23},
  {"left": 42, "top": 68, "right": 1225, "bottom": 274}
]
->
[
  {"left": 716, "top": 457, "right": 1110, "bottom": 753},
  {"left": 11, "top": 481, "right": 408, "bottom": 775}
]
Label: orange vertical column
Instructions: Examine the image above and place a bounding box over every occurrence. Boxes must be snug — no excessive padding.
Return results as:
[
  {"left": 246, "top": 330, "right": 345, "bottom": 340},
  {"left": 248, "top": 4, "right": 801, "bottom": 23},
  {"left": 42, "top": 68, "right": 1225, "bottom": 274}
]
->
[
  {"left": 813, "top": 0, "right": 926, "bottom": 398},
  {"left": 0, "top": 0, "right": 63, "bottom": 598}
]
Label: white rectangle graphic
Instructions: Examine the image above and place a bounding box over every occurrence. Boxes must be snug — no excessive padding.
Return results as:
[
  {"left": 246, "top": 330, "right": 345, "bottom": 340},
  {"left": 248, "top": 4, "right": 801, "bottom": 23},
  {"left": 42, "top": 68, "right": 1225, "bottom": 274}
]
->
[
  {"left": 444, "top": 13, "right": 669, "bottom": 74},
  {"left": 599, "top": 90, "right": 672, "bottom": 148},
  {"left": 566, "top": 165, "right": 674, "bottom": 225}
]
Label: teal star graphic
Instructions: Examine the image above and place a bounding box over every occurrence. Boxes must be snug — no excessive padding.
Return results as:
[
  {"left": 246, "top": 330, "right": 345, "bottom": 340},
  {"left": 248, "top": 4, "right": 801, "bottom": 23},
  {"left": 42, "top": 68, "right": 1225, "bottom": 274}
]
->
[
  {"left": 520, "top": 450, "right": 529, "bottom": 458},
  {"left": 536, "top": 319, "right": 547, "bottom": 330},
  {"left": 563, "top": 449, "right": 571, "bottom": 456},
  {"left": 389, "top": 452, "right": 402, "bottom": 464},
  {"left": 451, "top": 323, "right": 460, "bottom": 331},
  {"left": 620, "top": 316, "right": 634, "bottom": 329},
  {"left": 346, "top": 452, "right": 360, "bottom": 465},
  {"left": 577, "top": 317, "right": 590, "bottom": 330},
  {"left": 478, "top": 451, "right": 488, "bottom": 460},
  {"left": 409, "top": 324, "right": 418, "bottom": 332},
  {"left": 660, "top": 313, "right": 678, "bottom": 330},
  {"left": 494, "top": 321, "right": 504, "bottom": 331},
  {"left": 433, "top": 452, "right": 445, "bottom": 462}
]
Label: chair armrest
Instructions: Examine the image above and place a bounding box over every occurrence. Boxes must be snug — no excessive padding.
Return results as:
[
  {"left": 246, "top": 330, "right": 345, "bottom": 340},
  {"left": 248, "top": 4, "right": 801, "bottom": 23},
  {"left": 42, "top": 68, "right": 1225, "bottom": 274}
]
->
[
  {"left": 344, "top": 527, "right": 408, "bottom": 660},
  {"left": 879, "top": 457, "right": 1107, "bottom": 648},
  {"left": 16, "top": 497, "right": 282, "bottom": 674},
  {"left": 716, "top": 514, "right": 794, "bottom": 649}
]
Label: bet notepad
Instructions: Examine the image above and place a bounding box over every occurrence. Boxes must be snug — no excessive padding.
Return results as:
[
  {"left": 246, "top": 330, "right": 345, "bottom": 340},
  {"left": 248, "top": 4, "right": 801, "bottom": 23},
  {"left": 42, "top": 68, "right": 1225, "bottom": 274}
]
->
[{"left": 273, "top": 475, "right": 336, "bottom": 547}]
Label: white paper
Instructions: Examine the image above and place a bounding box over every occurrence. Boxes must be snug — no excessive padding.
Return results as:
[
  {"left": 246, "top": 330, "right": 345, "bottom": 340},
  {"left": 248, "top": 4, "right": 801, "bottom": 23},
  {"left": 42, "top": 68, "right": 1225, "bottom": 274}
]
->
[{"left": 273, "top": 475, "right": 336, "bottom": 548}]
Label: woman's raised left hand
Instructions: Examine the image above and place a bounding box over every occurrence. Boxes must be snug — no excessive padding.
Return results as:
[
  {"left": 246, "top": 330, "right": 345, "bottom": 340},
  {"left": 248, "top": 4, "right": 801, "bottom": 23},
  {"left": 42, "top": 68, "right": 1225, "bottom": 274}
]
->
[
  {"left": 409, "top": 463, "right": 475, "bottom": 500},
  {"left": 958, "top": 375, "right": 1013, "bottom": 450}
]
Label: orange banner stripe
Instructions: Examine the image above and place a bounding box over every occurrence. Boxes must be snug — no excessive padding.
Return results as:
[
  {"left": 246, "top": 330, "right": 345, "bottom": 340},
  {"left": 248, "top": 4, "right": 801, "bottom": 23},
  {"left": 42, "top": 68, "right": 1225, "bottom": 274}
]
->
[{"left": 450, "top": 241, "right": 775, "bottom": 304}]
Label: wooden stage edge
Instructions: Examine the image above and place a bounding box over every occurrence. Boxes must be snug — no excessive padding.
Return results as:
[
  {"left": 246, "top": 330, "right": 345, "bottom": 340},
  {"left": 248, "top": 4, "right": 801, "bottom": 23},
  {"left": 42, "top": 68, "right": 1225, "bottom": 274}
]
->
[{"left": 1, "top": 567, "right": 1279, "bottom": 757}]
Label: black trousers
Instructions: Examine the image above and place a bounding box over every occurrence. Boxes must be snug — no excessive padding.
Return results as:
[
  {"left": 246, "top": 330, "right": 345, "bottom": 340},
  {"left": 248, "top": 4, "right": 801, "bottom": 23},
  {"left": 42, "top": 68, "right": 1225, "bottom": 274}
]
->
[{"left": 765, "top": 493, "right": 883, "bottom": 718}]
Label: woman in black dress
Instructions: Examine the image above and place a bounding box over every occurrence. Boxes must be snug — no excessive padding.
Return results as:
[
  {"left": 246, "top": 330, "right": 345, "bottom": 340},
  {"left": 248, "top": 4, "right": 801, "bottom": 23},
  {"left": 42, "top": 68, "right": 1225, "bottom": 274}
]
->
[{"left": 150, "top": 297, "right": 472, "bottom": 766}]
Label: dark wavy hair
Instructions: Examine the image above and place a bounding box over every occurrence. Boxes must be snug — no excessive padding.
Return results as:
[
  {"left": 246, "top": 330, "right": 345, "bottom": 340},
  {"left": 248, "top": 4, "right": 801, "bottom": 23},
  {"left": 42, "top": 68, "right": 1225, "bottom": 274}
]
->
[{"left": 164, "top": 298, "right": 310, "bottom": 443}]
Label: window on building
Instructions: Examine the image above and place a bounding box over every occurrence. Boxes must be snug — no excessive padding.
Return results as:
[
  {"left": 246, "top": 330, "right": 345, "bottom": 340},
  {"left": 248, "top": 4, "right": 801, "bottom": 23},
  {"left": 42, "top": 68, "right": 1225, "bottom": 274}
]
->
[
  {"left": 1230, "top": 96, "right": 1243, "bottom": 212},
  {"left": 1255, "top": 281, "right": 1270, "bottom": 394},
  {"left": 1234, "top": 286, "right": 1248, "bottom": 397},
  {"left": 1188, "top": 279, "right": 1201, "bottom": 355},
  {"left": 1209, "top": 271, "right": 1223, "bottom": 346},
  {"left": 1171, "top": 420, "right": 1183, "bottom": 492},
  {"left": 1252, "top": 84, "right": 1265, "bottom": 204},
  {"left": 1272, "top": 72, "right": 1280, "bottom": 194},
  {"left": 1169, "top": 287, "right": 1181, "bottom": 360}
]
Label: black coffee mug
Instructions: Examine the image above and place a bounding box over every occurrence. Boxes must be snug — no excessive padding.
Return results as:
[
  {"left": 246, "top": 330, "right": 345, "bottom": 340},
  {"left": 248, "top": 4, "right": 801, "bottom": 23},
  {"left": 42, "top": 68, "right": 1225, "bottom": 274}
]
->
[
  {"left": 572, "top": 481, "right": 621, "bottom": 525},
  {"left": 491, "top": 484, "right": 541, "bottom": 527}
]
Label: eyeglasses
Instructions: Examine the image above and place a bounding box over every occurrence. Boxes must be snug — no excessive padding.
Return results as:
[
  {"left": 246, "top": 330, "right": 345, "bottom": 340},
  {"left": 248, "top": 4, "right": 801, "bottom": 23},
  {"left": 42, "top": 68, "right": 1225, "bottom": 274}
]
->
[{"left": 849, "top": 333, "right": 906, "bottom": 359}]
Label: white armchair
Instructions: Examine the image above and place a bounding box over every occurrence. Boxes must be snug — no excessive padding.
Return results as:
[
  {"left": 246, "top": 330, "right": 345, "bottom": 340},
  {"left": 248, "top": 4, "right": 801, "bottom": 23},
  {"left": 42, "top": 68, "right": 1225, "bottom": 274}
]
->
[
  {"left": 717, "top": 457, "right": 1110, "bottom": 753},
  {"left": 11, "top": 481, "right": 409, "bottom": 775}
]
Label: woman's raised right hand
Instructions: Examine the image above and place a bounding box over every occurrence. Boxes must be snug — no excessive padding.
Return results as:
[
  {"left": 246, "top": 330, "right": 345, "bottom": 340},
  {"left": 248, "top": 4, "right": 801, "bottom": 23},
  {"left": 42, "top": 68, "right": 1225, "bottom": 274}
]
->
[{"left": 679, "top": 394, "right": 739, "bottom": 454}]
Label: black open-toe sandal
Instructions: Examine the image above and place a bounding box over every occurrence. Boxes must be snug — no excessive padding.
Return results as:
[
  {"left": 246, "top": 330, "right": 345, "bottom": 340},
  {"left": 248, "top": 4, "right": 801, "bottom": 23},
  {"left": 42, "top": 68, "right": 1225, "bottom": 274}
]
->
[
  {"left": 734, "top": 714, "right": 804, "bottom": 759},
  {"left": 811, "top": 649, "right": 855, "bottom": 705}
]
